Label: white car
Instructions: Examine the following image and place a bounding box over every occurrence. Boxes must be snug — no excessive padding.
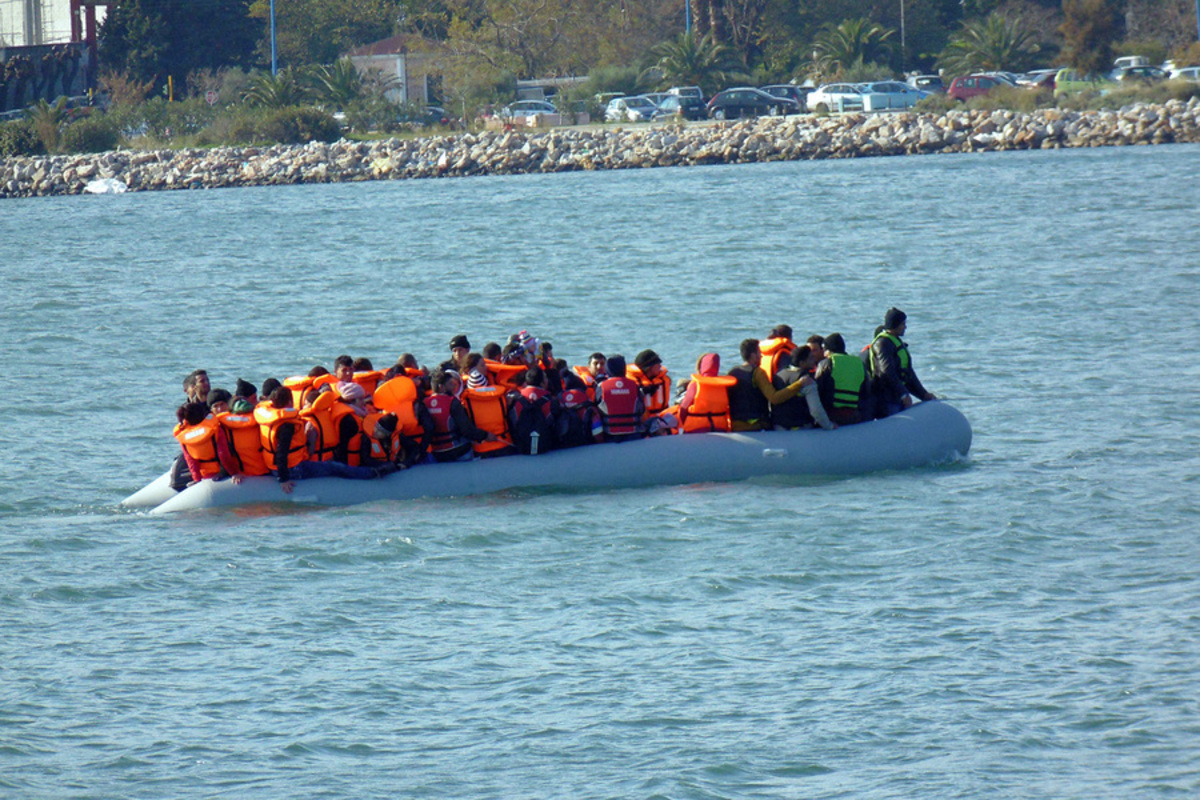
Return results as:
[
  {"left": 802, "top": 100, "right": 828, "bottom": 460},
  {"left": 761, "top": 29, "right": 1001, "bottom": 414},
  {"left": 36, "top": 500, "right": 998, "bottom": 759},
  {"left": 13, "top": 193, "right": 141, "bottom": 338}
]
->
[
  {"left": 501, "top": 100, "right": 558, "bottom": 119},
  {"left": 605, "top": 95, "right": 661, "bottom": 122},
  {"left": 1169, "top": 66, "right": 1200, "bottom": 82},
  {"left": 858, "top": 81, "right": 928, "bottom": 110},
  {"left": 807, "top": 83, "right": 866, "bottom": 113}
]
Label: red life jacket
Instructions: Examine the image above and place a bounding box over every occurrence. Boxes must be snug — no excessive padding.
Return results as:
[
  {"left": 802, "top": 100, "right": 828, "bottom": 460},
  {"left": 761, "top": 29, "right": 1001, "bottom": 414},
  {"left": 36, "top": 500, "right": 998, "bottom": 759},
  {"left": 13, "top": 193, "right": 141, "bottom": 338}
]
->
[
  {"left": 423, "top": 394, "right": 468, "bottom": 453},
  {"left": 595, "top": 376, "right": 643, "bottom": 436}
]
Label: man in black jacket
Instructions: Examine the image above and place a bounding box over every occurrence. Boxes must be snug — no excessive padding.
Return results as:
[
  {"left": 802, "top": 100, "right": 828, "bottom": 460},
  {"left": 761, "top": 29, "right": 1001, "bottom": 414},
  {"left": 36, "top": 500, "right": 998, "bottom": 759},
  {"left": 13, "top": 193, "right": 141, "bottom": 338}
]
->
[{"left": 869, "top": 308, "right": 937, "bottom": 418}]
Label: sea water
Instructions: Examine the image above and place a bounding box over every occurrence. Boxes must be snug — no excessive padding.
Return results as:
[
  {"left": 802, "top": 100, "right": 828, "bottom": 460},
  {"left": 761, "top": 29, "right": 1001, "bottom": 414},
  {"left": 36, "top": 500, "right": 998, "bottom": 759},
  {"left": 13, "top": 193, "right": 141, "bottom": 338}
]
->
[{"left": 1, "top": 144, "right": 1198, "bottom": 799}]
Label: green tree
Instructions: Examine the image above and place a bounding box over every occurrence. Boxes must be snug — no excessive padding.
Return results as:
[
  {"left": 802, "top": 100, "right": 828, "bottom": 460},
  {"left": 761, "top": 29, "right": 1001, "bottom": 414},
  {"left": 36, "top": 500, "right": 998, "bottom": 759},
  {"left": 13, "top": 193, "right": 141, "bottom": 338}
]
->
[
  {"left": 937, "top": 13, "right": 1039, "bottom": 75},
  {"left": 809, "top": 17, "right": 895, "bottom": 80},
  {"left": 249, "top": 0, "right": 400, "bottom": 67},
  {"left": 25, "top": 96, "right": 67, "bottom": 152},
  {"left": 310, "top": 59, "right": 366, "bottom": 108},
  {"left": 1059, "top": 0, "right": 1120, "bottom": 74},
  {"left": 99, "top": 0, "right": 259, "bottom": 93},
  {"left": 651, "top": 32, "right": 743, "bottom": 95},
  {"left": 243, "top": 68, "right": 313, "bottom": 107}
]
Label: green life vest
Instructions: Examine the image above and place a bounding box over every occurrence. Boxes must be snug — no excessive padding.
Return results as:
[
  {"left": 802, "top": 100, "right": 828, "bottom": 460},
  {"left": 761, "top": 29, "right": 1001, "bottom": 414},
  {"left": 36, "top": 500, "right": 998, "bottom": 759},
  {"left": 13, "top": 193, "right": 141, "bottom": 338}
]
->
[
  {"left": 870, "top": 331, "right": 910, "bottom": 374},
  {"left": 829, "top": 353, "right": 866, "bottom": 409}
]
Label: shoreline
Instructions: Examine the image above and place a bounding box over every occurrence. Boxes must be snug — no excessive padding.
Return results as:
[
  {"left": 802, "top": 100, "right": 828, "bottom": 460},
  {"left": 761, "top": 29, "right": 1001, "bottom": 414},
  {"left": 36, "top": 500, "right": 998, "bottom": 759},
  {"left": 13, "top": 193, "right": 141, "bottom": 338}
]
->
[{"left": 3, "top": 99, "right": 1198, "bottom": 199}]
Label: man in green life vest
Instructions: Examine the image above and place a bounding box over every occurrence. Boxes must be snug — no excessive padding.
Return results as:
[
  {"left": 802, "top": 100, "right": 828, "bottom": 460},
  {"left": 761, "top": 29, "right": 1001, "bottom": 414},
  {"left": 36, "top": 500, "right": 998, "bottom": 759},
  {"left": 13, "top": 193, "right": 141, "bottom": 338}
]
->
[
  {"left": 869, "top": 307, "right": 937, "bottom": 418},
  {"left": 815, "top": 332, "right": 870, "bottom": 425}
]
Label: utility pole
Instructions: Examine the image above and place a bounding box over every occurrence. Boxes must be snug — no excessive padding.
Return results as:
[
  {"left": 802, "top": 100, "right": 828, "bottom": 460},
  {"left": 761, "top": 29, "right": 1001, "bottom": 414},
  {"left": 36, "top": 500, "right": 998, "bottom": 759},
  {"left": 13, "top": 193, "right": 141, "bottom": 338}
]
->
[{"left": 270, "top": 0, "right": 277, "bottom": 75}]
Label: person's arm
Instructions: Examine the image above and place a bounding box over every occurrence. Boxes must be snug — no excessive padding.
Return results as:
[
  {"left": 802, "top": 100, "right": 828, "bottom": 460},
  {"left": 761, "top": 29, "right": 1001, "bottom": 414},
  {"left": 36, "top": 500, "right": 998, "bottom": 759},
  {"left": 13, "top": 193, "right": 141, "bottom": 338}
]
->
[
  {"left": 275, "top": 422, "right": 295, "bottom": 484},
  {"left": 753, "top": 368, "right": 803, "bottom": 405},
  {"left": 451, "top": 398, "right": 493, "bottom": 442},
  {"left": 180, "top": 444, "right": 202, "bottom": 483},
  {"left": 677, "top": 381, "right": 698, "bottom": 424},
  {"left": 214, "top": 427, "right": 240, "bottom": 480},
  {"left": 903, "top": 362, "right": 936, "bottom": 402}
]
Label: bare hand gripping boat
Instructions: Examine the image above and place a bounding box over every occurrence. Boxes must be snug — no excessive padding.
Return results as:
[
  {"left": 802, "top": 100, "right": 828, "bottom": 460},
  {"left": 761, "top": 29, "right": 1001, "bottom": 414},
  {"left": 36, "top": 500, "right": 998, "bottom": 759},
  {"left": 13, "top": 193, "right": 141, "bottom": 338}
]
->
[{"left": 124, "top": 401, "right": 971, "bottom": 514}]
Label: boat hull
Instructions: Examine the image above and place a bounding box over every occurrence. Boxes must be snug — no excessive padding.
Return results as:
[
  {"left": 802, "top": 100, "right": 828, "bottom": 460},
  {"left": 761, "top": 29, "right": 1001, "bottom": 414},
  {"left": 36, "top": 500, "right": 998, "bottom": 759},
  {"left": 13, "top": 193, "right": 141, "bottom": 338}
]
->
[{"left": 144, "top": 401, "right": 971, "bottom": 514}]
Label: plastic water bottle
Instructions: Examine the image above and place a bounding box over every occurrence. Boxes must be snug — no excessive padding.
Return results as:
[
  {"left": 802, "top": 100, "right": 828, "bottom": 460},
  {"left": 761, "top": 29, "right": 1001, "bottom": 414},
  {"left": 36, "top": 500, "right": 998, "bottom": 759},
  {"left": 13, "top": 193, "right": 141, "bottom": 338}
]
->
[{"left": 530, "top": 431, "right": 540, "bottom": 456}]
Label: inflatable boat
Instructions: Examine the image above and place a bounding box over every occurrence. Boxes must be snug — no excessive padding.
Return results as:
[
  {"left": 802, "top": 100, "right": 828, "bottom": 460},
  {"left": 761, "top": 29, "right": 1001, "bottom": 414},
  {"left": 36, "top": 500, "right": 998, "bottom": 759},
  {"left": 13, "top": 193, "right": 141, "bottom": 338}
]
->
[{"left": 125, "top": 401, "right": 971, "bottom": 514}]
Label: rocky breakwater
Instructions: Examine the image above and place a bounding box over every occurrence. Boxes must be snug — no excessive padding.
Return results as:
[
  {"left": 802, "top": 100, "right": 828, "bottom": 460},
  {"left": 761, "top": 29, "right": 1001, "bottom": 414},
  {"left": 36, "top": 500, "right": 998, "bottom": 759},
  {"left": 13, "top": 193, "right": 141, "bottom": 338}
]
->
[{"left": 4, "top": 98, "right": 1200, "bottom": 199}]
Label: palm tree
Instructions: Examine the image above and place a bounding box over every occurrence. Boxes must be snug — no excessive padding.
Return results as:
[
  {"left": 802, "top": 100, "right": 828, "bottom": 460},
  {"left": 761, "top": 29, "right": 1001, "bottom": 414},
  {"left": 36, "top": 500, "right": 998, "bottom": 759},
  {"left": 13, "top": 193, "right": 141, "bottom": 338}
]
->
[
  {"left": 938, "top": 13, "right": 1039, "bottom": 76},
  {"left": 809, "top": 18, "right": 895, "bottom": 80},
  {"left": 652, "top": 32, "right": 744, "bottom": 97},
  {"left": 243, "top": 68, "right": 311, "bottom": 108},
  {"left": 310, "top": 59, "right": 365, "bottom": 109},
  {"left": 25, "top": 97, "right": 68, "bottom": 153}
]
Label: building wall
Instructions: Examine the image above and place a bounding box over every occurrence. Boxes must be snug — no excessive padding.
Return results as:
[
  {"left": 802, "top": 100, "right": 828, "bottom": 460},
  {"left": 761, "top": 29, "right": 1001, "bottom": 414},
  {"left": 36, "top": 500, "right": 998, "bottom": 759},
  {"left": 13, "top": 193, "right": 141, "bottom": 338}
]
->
[
  {"left": 349, "top": 52, "right": 433, "bottom": 106},
  {"left": 0, "top": 0, "right": 78, "bottom": 47}
]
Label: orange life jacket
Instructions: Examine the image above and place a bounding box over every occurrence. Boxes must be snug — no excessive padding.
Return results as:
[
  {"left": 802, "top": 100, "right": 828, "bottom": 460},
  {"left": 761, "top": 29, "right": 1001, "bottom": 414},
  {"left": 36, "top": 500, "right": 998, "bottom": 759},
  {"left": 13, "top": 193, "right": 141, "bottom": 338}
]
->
[
  {"left": 329, "top": 402, "right": 364, "bottom": 466},
  {"left": 759, "top": 337, "right": 797, "bottom": 381},
  {"left": 682, "top": 374, "right": 738, "bottom": 433},
  {"left": 352, "top": 370, "right": 385, "bottom": 397},
  {"left": 462, "top": 386, "right": 514, "bottom": 455},
  {"left": 360, "top": 410, "right": 401, "bottom": 463},
  {"left": 254, "top": 405, "right": 306, "bottom": 471},
  {"left": 299, "top": 390, "right": 340, "bottom": 462},
  {"left": 572, "top": 365, "right": 601, "bottom": 402},
  {"left": 485, "top": 359, "right": 527, "bottom": 390},
  {"left": 173, "top": 417, "right": 222, "bottom": 479},
  {"left": 215, "top": 411, "right": 269, "bottom": 476},
  {"left": 626, "top": 363, "right": 671, "bottom": 415},
  {"left": 283, "top": 375, "right": 313, "bottom": 408},
  {"left": 373, "top": 375, "right": 423, "bottom": 438}
]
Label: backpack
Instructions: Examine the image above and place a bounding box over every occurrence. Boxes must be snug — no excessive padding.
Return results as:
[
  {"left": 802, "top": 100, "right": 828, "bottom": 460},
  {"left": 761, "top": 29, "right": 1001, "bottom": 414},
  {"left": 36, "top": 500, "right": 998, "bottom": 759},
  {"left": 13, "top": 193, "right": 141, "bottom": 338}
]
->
[{"left": 509, "top": 391, "right": 556, "bottom": 455}]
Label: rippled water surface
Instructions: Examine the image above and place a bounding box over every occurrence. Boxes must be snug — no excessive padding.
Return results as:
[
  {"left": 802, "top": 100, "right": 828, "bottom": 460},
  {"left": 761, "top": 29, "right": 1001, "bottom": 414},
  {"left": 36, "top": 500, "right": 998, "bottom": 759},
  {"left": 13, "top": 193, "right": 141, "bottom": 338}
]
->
[{"left": 2, "top": 145, "right": 1199, "bottom": 799}]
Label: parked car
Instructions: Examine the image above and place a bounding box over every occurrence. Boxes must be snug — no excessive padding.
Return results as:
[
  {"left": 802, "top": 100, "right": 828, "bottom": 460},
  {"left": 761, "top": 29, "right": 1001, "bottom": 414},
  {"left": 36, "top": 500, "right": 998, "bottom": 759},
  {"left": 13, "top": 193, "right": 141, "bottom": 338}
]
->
[
  {"left": 906, "top": 74, "right": 944, "bottom": 93},
  {"left": 502, "top": 100, "right": 558, "bottom": 119},
  {"left": 642, "top": 92, "right": 673, "bottom": 107},
  {"left": 1052, "top": 68, "right": 1113, "bottom": 97},
  {"left": 760, "top": 84, "right": 812, "bottom": 112},
  {"left": 1017, "top": 69, "right": 1058, "bottom": 91},
  {"left": 667, "top": 86, "right": 705, "bottom": 100},
  {"left": 1111, "top": 65, "right": 1167, "bottom": 83},
  {"left": 858, "top": 81, "right": 928, "bottom": 110},
  {"left": 1169, "top": 66, "right": 1200, "bottom": 82},
  {"left": 605, "top": 95, "right": 661, "bottom": 122},
  {"left": 806, "top": 83, "right": 866, "bottom": 113},
  {"left": 656, "top": 94, "right": 707, "bottom": 121},
  {"left": 946, "top": 74, "right": 1009, "bottom": 102},
  {"left": 706, "top": 87, "right": 799, "bottom": 119}
]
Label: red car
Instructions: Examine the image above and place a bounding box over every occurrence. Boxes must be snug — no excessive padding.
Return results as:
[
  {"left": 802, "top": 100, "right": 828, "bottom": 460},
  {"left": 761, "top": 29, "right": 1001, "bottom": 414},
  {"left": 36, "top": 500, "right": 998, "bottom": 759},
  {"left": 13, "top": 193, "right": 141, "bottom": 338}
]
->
[{"left": 946, "top": 74, "right": 1009, "bottom": 102}]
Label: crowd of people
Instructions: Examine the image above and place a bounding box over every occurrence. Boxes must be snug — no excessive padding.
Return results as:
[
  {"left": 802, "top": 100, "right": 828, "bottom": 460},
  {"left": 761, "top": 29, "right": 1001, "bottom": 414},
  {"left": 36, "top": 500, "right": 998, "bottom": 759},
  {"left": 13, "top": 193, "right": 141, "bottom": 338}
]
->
[{"left": 169, "top": 307, "right": 936, "bottom": 493}]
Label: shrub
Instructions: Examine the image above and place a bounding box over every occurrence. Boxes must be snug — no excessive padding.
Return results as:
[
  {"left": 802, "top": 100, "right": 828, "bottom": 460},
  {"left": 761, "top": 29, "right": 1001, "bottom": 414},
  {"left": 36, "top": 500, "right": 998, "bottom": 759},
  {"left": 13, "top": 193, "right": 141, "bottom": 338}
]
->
[
  {"left": 193, "top": 106, "right": 267, "bottom": 146},
  {"left": 914, "top": 93, "right": 958, "bottom": 114},
  {"left": 0, "top": 119, "right": 45, "bottom": 157},
  {"left": 966, "top": 85, "right": 1048, "bottom": 113},
  {"left": 256, "top": 105, "right": 341, "bottom": 144},
  {"left": 60, "top": 114, "right": 121, "bottom": 153}
]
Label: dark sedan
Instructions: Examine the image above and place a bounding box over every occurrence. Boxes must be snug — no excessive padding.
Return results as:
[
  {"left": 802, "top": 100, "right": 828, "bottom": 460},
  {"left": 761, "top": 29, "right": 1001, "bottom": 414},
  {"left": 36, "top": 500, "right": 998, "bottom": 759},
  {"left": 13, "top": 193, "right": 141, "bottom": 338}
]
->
[
  {"left": 760, "top": 84, "right": 812, "bottom": 113},
  {"left": 656, "top": 94, "right": 707, "bottom": 121},
  {"left": 707, "top": 87, "right": 800, "bottom": 120}
]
